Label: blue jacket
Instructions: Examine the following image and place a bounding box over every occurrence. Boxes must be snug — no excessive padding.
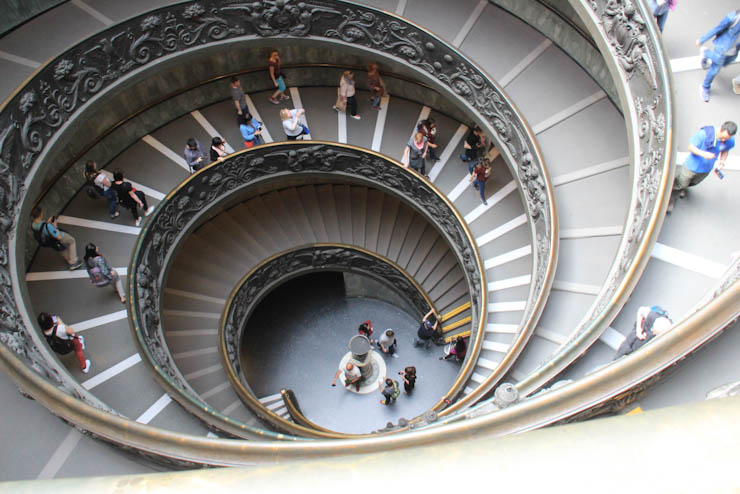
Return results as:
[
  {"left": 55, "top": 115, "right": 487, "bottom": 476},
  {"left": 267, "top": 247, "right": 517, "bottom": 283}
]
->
[
  {"left": 700, "top": 10, "right": 740, "bottom": 57},
  {"left": 240, "top": 120, "right": 262, "bottom": 142}
]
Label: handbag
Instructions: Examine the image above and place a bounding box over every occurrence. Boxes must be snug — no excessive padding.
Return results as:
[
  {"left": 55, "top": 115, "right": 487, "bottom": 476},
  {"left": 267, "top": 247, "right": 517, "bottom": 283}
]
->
[
  {"left": 301, "top": 124, "right": 310, "bottom": 136},
  {"left": 335, "top": 88, "right": 346, "bottom": 112}
]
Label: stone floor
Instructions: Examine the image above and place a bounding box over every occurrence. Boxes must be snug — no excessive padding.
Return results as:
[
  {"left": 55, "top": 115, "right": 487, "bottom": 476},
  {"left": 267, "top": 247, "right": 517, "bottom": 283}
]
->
[{"left": 242, "top": 272, "right": 463, "bottom": 434}]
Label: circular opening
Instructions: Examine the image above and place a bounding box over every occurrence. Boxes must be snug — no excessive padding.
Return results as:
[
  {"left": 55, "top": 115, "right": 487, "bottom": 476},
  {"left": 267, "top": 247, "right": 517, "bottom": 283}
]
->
[{"left": 240, "top": 271, "right": 464, "bottom": 434}]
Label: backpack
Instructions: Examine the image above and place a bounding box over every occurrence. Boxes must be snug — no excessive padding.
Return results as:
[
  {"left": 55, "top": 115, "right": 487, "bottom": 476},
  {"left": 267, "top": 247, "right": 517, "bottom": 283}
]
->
[
  {"left": 45, "top": 327, "right": 75, "bottom": 355},
  {"left": 32, "top": 222, "right": 65, "bottom": 251},
  {"left": 85, "top": 183, "right": 104, "bottom": 199},
  {"left": 391, "top": 381, "right": 400, "bottom": 399},
  {"left": 86, "top": 258, "right": 110, "bottom": 287}
]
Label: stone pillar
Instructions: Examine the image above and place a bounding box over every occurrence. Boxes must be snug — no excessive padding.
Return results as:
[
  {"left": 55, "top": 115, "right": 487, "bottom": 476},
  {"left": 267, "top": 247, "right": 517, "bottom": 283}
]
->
[{"left": 349, "top": 335, "right": 373, "bottom": 380}]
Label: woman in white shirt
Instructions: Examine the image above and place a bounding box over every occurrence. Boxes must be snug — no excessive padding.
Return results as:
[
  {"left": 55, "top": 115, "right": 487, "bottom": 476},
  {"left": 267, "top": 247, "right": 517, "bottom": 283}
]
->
[
  {"left": 38, "top": 312, "right": 91, "bottom": 373},
  {"left": 280, "top": 108, "right": 308, "bottom": 140}
]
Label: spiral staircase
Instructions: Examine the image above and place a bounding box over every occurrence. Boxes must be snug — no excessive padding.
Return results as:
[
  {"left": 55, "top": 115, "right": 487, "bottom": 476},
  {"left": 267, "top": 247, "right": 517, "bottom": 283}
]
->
[{"left": 1, "top": 0, "right": 739, "bottom": 487}]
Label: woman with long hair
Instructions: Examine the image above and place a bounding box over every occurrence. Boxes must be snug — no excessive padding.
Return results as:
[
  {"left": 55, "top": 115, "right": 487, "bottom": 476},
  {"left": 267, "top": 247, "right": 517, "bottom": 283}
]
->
[
  {"left": 335, "top": 70, "right": 361, "bottom": 120},
  {"left": 84, "top": 243, "right": 126, "bottom": 303},
  {"left": 366, "top": 62, "right": 385, "bottom": 110},
  {"left": 268, "top": 50, "right": 289, "bottom": 104}
]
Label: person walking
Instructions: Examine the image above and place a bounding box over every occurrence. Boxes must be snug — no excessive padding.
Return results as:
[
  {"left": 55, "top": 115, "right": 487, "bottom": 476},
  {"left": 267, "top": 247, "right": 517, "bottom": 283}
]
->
[
  {"left": 268, "top": 50, "right": 289, "bottom": 104},
  {"left": 469, "top": 158, "right": 492, "bottom": 206},
  {"left": 366, "top": 62, "right": 385, "bottom": 110},
  {"left": 335, "top": 70, "right": 361, "bottom": 120},
  {"left": 280, "top": 108, "right": 308, "bottom": 140},
  {"left": 229, "top": 77, "right": 249, "bottom": 116},
  {"left": 358, "top": 320, "right": 374, "bottom": 342},
  {"left": 402, "top": 131, "right": 429, "bottom": 176},
  {"left": 399, "top": 366, "right": 416, "bottom": 394},
  {"left": 38, "top": 312, "right": 90, "bottom": 373},
  {"left": 84, "top": 243, "right": 126, "bottom": 303},
  {"left": 239, "top": 113, "right": 263, "bottom": 148},
  {"left": 184, "top": 138, "right": 208, "bottom": 173},
  {"left": 378, "top": 377, "right": 400, "bottom": 405},
  {"left": 30, "top": 207, "right": 83, "bottom": 270},
  {"left": 111, "top": 170, "right": 154, "bottom": 227},
  {"left": 668, "top": 121, "right": 736, "bottom": 213},
  {"left": 84, "top": 160, "right": 119, "bottom": 220},
  {"left": 697, "top": 9, "right": 740, "bottom": 102},
  {"left": 418, "top": 118, "right": 439, "bottom": 161},
  {"left": 648, "top": 0, "right": 676, "bottom": 33},
  {"left": 210, "top": 136, "right": 229, "bottom": 162},
  {"left": 461, "top": 126, "right": 485, "bottom": 163}
]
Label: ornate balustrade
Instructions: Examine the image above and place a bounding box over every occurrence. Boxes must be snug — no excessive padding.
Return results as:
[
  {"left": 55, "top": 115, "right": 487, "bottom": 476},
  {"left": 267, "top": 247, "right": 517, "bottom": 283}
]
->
[
  {"left": 131, "top": 142, "right": 484, "bottom": 438},
  {"left": 220, "top": 244, "right": 434, "bottom": 435},
  {"left": 0, "top": 0, "right": 556, "bottom": 450}
]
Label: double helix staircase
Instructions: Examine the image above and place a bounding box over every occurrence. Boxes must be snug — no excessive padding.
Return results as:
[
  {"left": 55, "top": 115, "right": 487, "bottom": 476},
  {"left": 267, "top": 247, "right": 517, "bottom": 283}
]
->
[{"left": 1, "top": 0, "right": 739, "bottom": 483}]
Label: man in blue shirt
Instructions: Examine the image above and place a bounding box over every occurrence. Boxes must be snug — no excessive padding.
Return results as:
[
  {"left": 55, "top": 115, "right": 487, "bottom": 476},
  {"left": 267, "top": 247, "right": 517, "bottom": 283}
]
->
[
  {"left": 31, "top": 206, "right": 83, "bottom": 269},
  {"left": 698, "top": 10, "right": 740, "bottom": 102},
  {"left": 668, "top": 121, "right": 736, "bottom": 213}
]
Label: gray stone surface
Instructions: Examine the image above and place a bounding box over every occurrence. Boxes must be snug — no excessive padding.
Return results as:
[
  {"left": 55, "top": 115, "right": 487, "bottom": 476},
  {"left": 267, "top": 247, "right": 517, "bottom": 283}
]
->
[{"left": 242, "top": 273, "right": 461, "bottom": 434}]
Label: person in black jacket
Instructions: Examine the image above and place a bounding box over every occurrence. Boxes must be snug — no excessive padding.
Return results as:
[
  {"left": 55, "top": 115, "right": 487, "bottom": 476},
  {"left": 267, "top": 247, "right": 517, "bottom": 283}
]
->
[{"left": 110, "top": 170, "right": 153, "bottom": 227}]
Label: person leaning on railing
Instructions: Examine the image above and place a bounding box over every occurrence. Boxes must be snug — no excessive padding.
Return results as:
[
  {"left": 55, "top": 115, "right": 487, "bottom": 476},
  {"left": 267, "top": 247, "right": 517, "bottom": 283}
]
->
[{"left": 668, "top": 120, "right": 736, "bottom": 213}]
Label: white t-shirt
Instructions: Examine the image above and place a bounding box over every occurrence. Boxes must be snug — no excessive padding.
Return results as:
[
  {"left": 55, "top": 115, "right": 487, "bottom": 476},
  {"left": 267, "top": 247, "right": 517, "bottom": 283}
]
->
[
  {"left": 282, "top": 109, "right": 303, "bottom": 137},
  {"left": 343, "top": 365, "right": 361, "bottom": 381},
  {"left": 378, "top": 330, "right": 396, "bottom": 348},
  {"left": 48, "top": 315, "right": 70, "bottom": 340},
  {"left": 93, "top": 171, "right": 112, "bottom": 191}
]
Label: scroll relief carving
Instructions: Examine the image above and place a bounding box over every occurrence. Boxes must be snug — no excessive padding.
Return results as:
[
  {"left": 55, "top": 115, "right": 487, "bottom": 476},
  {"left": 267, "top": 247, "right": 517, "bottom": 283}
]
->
[{"left": 134, "top": 144, "right": 482, "bottom": 397}]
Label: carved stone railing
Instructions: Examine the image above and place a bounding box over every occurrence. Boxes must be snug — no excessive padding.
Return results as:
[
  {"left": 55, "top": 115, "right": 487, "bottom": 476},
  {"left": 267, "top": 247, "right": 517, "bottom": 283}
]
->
[
  {"left": 220, "top": 244, "right": 434, "bottom": 436},
  {"left": 512, "top": 0, "right": 676, "bottom": 397},
  {"left": 0, "top": 0, "right": 556, "bottom": 442},
  {"left": 130, "top": 142, "right": 485, "bottom": 439}
]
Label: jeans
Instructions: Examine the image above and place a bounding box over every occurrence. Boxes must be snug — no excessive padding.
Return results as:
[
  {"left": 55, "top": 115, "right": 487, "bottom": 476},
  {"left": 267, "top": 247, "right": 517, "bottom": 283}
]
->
[
  {"left": 703, "top": 49, "right": 739, "bottom": 90},
  {"left": 473, "top": 179, "right": 486, "bottom": 202},
  {"left": 654, "top": 11, "right": 668, "bottom": 32},
  {"left": 103, "top": 188, "right": 118, "bottom": 217},
  {"left": 467, "top": 160, "right": 479, "bottom": 174}
]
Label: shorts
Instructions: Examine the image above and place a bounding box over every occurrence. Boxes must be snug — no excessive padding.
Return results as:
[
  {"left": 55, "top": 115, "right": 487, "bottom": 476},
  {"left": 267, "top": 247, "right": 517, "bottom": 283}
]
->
[{"left": 277, "top": 75, "right": 286, "bottom": 92}]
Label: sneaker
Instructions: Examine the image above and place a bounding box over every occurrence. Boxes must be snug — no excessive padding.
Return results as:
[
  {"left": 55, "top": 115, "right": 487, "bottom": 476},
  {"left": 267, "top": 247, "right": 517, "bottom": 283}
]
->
[
  {"left": 699, "top": 47, "right": 710, "bottom": 70},
  {"left": 373, "top": 105, "right": 381, "bottom": 110},
  {"left": 483, "top": 200, "right": 488, "bottom": 206},
  {"left": 280, "top": 94, "right": 290, "bottom": 100},
  {"left": 110, "top": 211, "right": 119, "bottom": 220},
  {"left": 700, "top": 86, "right": 710, "bottom": 103},
  {"left": 269, "top": 96, "right": 279, "bottom": 105},
  {"left": 78, "top": 335, "right": 85, "bottom": 350},
  {"left": 391, "top": 353, "right": 399, "bottom": 359},
  {"left": 135, "top": 217, "right": 142, "bottom": 227},
  {"left": 82, "top": 359, "right": 91, "bottom": 374},
  {"left": 145, "top": 206, "right": 155, "bottom": 216},
  {"left": 332, "top": 105, "right": 339, "bottom": 112},
  {"left": 350, "top": 114, "right": 361, "bottom": 120},
  {"left": 679, "top": 189, "right": 687, "bottom": 199},
  {"left": 69, "top": 260, "right": 83, "bottom": 270}
]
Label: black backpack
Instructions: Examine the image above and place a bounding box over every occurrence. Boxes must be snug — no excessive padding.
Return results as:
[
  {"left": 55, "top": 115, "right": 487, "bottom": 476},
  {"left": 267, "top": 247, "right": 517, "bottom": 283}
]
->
[
  {"left": 32, "top": 222, "right": 65, "bottom": 252},
  {"left": 85, "top": 183, "right": 105, "bottom": 199},
  {"left": 45, "top": 327, "right": 75, "bottom": 355}
]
